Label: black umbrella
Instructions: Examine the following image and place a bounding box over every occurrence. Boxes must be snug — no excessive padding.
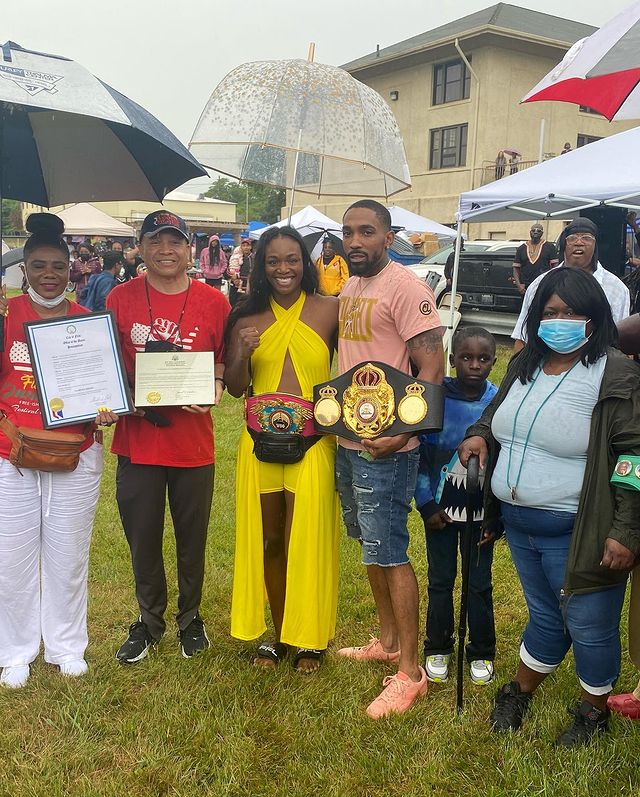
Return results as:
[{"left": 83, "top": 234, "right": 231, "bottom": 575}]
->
[{"left": 0, "top": 40, "right": 206, "bottom": 348}]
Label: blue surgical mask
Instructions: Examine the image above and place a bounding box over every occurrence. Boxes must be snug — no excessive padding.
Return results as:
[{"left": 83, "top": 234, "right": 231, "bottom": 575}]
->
[{"left": 538, "top": 318, "right": 591, "bottom": 354}]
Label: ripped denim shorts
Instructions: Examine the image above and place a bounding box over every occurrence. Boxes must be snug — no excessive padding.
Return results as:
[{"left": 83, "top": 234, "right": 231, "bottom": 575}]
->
[{"left": 335, "top": 445, "right": 419, "bottom": 567}]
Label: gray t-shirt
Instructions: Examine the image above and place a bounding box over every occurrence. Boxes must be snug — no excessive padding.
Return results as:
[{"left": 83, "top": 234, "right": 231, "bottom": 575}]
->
[{"left": 491, "top": 356, "right": 606, "bottom": 513}]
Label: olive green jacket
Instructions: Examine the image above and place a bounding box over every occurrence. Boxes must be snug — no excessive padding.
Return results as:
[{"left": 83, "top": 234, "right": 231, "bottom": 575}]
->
[{"left": 466, "top": 348, "right": 640, "bottom": 595}]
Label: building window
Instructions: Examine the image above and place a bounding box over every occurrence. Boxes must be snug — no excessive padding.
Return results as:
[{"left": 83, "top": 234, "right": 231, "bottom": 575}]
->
[
  {"left": 577, "top": 133, "right": 602, "bottom": 148},
  {"left": 433, "top": 58, "right": 471, "bottom": 105},
  {"left": 430, "top": 124, "right": 468, "bottom": 169},
  {"left": 579, "top": 105, "right": 602, "bottom": 115}
]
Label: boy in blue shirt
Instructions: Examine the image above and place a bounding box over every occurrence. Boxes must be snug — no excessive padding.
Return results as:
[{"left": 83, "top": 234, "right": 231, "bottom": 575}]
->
[{"left": 415, "top": 326, "right": 498, "bottom": 685}]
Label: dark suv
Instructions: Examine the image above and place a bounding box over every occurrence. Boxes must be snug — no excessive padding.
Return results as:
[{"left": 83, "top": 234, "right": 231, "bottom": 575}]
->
[{"left": 456, "top": 249, "right": 524, "bottom": 314}]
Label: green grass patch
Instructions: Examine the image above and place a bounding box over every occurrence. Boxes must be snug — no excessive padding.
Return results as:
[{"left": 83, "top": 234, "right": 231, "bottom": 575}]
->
[{"left": 1, "top": 331, "right": 639, "bottom": 797}]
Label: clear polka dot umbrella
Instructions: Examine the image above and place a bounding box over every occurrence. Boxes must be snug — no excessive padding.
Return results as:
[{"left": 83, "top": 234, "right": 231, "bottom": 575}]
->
[{"left": 189, "top": 57, "right": 411, "bottom": 201}]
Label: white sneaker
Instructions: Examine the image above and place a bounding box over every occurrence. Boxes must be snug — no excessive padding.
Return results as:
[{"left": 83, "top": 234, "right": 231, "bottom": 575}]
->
[
  {"left": 425, "top": 654, "right": 451, "bottom": 683},
  {"left": 470, "top": 659, "right": 494, "bottom": 685},
  {"left": 1, "top": 665, "right": 30, "bottom": 689},
  {"left": 59, "top": 659, "right": 89, "bottom": 678}
]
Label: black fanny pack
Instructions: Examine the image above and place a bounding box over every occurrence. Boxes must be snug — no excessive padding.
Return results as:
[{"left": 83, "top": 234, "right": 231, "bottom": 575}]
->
[{"left": 250, "top": 431, "right": 312, "bottom": 465}]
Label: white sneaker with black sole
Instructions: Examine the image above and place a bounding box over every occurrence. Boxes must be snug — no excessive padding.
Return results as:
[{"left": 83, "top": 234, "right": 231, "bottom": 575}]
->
[
  {"left": 425, "top": 653, "right": 451, "bottom": 683},
  {"left": 470, "top": 659, "right": 495, "bottom": 685},
  {"left": 116, "top": 619, "right": 160, "bottom": 664}
]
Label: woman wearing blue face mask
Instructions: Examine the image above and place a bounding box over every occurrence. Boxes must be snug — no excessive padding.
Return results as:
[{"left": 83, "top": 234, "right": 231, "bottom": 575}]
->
[{"left": 458, "top": 267, "right": 640, "bottom": 748}]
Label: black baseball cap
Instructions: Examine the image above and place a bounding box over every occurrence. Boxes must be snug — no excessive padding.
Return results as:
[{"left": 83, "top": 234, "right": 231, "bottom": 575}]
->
[{"left": 140, "top": 210, "right": 189, "bottom": 241}]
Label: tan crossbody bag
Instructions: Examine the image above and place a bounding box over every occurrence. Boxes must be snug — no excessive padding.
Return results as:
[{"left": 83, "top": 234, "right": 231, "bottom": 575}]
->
[{"left": 0, "top": 411, "right": 87, "bottom": 473}]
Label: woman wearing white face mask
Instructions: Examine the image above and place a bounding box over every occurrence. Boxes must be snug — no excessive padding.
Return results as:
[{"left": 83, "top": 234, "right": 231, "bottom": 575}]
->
[
  {"left": 458, "top": 267, "right": 640, "bottom": 747},
  {"left": 0, "top": 213, "right": 114, "bottom": 689}
]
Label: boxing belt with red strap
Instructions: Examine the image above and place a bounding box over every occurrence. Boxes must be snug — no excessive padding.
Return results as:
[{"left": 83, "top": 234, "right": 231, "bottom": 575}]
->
[{"left": 313, "top": 361, "right": 444, "bottom": 443}]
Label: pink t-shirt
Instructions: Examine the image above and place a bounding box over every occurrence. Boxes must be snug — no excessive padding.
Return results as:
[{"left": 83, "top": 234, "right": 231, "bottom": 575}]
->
[{"left": 338, "top": 261, "right": 442, "bottom": 451}]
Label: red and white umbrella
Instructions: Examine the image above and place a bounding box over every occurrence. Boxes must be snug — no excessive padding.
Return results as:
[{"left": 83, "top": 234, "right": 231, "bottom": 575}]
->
[{"left": 521, "top": 0, "right": 640, "bottom": 121}]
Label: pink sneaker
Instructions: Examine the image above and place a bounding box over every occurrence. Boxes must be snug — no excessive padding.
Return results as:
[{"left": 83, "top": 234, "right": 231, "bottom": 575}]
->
[
  {"left": 366, "top": 667, "right": 428, "bottom": 719},
  {"left": 337, "top": 637, "right": 400, "bottom": 662}
]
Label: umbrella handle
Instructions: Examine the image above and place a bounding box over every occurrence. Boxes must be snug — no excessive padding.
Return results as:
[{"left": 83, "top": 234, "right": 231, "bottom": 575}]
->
[{"left": 456, "top": 453, "right": 480, "bottom": 714}]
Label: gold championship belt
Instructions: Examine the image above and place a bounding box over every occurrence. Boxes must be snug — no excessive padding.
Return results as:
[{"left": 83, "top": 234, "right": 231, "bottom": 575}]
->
[{"left": 313, "top": 361, "right": 444, "bottom": 442}]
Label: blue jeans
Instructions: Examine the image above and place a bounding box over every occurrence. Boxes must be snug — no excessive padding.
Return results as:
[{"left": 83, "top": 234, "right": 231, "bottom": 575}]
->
[
  {"left": 335, "top": 446, "right": 419, "bottom": 567},
  {"left": 502, "top": 503, "right": 626, "bottom": 693},
  {"left": 420, "top": 515, "right": 495, "bottom": 662}
]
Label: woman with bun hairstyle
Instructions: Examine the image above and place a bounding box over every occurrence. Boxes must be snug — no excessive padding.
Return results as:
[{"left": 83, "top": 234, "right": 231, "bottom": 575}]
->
[{"left": 0, "top": 213, "right": 115, "bottom": 689}]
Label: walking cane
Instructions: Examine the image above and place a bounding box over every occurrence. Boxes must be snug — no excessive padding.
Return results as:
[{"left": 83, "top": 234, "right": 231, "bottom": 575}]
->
[{"left": 456, "top": 453, "right": 480, "bottom": 714}]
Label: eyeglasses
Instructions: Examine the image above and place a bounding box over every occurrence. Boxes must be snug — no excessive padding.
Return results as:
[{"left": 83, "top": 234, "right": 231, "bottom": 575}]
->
[{"left": 566, "top": 233, "right": 595, "bottom": 244}]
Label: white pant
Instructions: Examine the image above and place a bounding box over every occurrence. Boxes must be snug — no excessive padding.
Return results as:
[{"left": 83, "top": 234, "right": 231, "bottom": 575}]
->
[{"left": 0, "top": 443, "right": 103, "bottom": 667}]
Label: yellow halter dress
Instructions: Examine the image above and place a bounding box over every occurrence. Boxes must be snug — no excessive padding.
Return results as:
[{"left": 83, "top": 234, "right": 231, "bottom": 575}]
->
[{"left": 230, "top": 292, "right": 339, "bottom": 649}]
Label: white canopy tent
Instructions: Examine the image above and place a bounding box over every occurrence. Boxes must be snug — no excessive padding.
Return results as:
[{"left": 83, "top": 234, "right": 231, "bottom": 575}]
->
[
  {"left": 387, "top": 206, "right": 458, "bottom": 240},
  {"left": 249, "top": 205, "right": 341, "bottom": 240},
  {"left": 57, "top": 203, "right": 135, "bottom": 237},
  {"left": 444, "top": 127, "right": 640, "bottom": 373},
  {"left": 458, "top": 127, "right": 640, "bottom": 223}
]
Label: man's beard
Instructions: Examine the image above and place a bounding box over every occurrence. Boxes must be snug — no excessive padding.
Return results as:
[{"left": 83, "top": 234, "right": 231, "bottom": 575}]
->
[{"left": 347, "top": 253, "right": 382, "bottom": 276}]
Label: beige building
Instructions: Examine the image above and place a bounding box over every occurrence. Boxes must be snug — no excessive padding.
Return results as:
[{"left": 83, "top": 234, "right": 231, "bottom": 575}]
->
[
  {"left": 23, "top": 190, "right": 243, "bottom": 239},
  {"left": 303, "top": 3, "right": 634, "bottom": 240}
]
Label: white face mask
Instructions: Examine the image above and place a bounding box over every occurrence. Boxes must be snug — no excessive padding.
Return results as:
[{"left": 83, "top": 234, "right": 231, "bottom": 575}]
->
[
  {"left": 25, "top": 274, "right": 68, "bottom": 308},
  {"left": 26, "top": 285, "right": 67, "bottom": 308}
]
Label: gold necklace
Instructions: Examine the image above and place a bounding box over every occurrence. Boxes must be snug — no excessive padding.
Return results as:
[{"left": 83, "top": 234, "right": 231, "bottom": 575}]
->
[{"left": 343, "top": 260, "right": 391, "bottom": 334}]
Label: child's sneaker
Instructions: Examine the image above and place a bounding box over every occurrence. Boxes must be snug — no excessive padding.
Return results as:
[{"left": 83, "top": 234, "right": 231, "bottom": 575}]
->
[
  {"left": 470, "top": 659, "right": 494, "bottom": 685},
  {"left": 425, "top": 654, "right": 451, "bottom": 683}
]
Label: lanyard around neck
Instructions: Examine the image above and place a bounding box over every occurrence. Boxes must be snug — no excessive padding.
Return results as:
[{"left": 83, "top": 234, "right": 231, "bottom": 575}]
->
[
  {"left": 506, "top": 359, "right": 579, "bottom": 502},
  {"left": 144, "top": 277, "right": 191, "bottom": 341}
]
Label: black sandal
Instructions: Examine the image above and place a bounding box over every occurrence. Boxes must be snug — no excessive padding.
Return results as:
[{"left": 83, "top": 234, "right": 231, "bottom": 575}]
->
[
  {"left": 254, "top": 641, "right": 288, "bottom": 666},
  {"left": 293, "top": 648, "right": 325, "bottom": 672}
]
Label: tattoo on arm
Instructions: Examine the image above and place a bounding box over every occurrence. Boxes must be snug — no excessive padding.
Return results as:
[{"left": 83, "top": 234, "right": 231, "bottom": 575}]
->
[{"left": 407, "top": 329, "right": 442, "bottom": 354}]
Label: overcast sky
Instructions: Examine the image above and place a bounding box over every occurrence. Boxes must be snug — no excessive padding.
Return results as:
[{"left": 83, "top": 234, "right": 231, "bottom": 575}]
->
[{"left": 4, "top": 0, "right": 633, "bottom": 192}]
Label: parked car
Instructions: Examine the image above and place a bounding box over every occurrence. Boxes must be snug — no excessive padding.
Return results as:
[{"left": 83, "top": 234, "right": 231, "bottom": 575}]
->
[
  {"left": 421, "top": 239, "right": 524, "bottom": 266},
  {"left": 456, "top": 250, "right": 524, "bottom": 314}
]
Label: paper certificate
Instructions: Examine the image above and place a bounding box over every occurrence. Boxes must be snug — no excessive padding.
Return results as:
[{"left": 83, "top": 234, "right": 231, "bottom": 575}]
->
[
  {"left": 134, "top": 351, "right": 215, "bottom": 407},
  {"left": 24, "top": 312, "right": 134, "bottom": 429}
]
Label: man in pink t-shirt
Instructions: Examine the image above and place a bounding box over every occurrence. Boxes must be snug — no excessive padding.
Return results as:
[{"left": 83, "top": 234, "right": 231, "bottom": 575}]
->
[{"left": 335, "top": 200, "right": 444, "bottom": 719}]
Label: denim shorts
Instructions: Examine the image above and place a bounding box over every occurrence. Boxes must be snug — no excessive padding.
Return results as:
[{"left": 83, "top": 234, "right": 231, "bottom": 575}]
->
[{"left": 335, "top": 445, "right": 419, "bottom": 567}]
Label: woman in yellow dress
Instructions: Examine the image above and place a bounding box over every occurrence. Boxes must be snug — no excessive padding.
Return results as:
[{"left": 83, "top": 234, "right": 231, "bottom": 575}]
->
[{"left": 225, "top": 226, "right": 340, "bottom": 672}]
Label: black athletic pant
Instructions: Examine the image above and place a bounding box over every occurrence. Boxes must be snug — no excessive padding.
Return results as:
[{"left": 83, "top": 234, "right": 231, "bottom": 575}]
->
[{"left": 116, "top": 456, "right": 214, "bottom": 640}]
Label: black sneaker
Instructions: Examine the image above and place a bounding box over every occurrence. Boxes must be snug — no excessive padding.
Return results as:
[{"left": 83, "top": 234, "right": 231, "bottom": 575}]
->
[
  {"left": 490, "top": 681, "right": 533, "bottom": 731},
  {"left": 555, "top": 700, "right": 609, "bottom": 748},
  {"left": 178, "top": 614, "right": 210, "bottom": 658},
  {"left": 115, "top": 620, "right": 159, "bottom": 664}
]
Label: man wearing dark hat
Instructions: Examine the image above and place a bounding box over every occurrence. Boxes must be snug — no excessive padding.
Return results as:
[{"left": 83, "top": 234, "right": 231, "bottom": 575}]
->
[
  {"left": 106, "top": 210, "right": 230, "bottom": 663},
  {"left": 512, "top": 223, "right": 557, "bottom": 294},
  {"left": 512, "top": 217, "right": 629, "bottom": 351}
]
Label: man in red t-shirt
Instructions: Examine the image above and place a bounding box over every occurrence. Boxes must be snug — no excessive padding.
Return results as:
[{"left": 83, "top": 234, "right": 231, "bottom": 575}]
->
[
  {"left": 106, "top": 210, "right": 230, "bottom": 663},
  {"left": 335, "top": 200, "right": 444, "bottom": 719}
]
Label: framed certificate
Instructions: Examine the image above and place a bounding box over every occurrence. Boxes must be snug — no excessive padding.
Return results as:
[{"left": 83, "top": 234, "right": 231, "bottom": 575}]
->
[
  {"left": 134, "top": 351, "right": 215, "bottom": 407},
  {"left": 24, "top": 311, "right": 134, "bottom": 429}
]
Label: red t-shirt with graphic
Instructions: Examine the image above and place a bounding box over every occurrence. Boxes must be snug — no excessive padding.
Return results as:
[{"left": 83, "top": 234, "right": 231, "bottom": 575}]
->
[
  {"left": 107, "top": 276, "right": 230, "bottom": 467},
  {"left": 0, "top": 294, "right": 93, "bottom": 460}
]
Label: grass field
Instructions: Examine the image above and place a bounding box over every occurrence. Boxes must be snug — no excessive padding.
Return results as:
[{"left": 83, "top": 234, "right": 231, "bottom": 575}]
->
[{"left": 1, "top": 339, "right": 640, "bottom": 797}]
